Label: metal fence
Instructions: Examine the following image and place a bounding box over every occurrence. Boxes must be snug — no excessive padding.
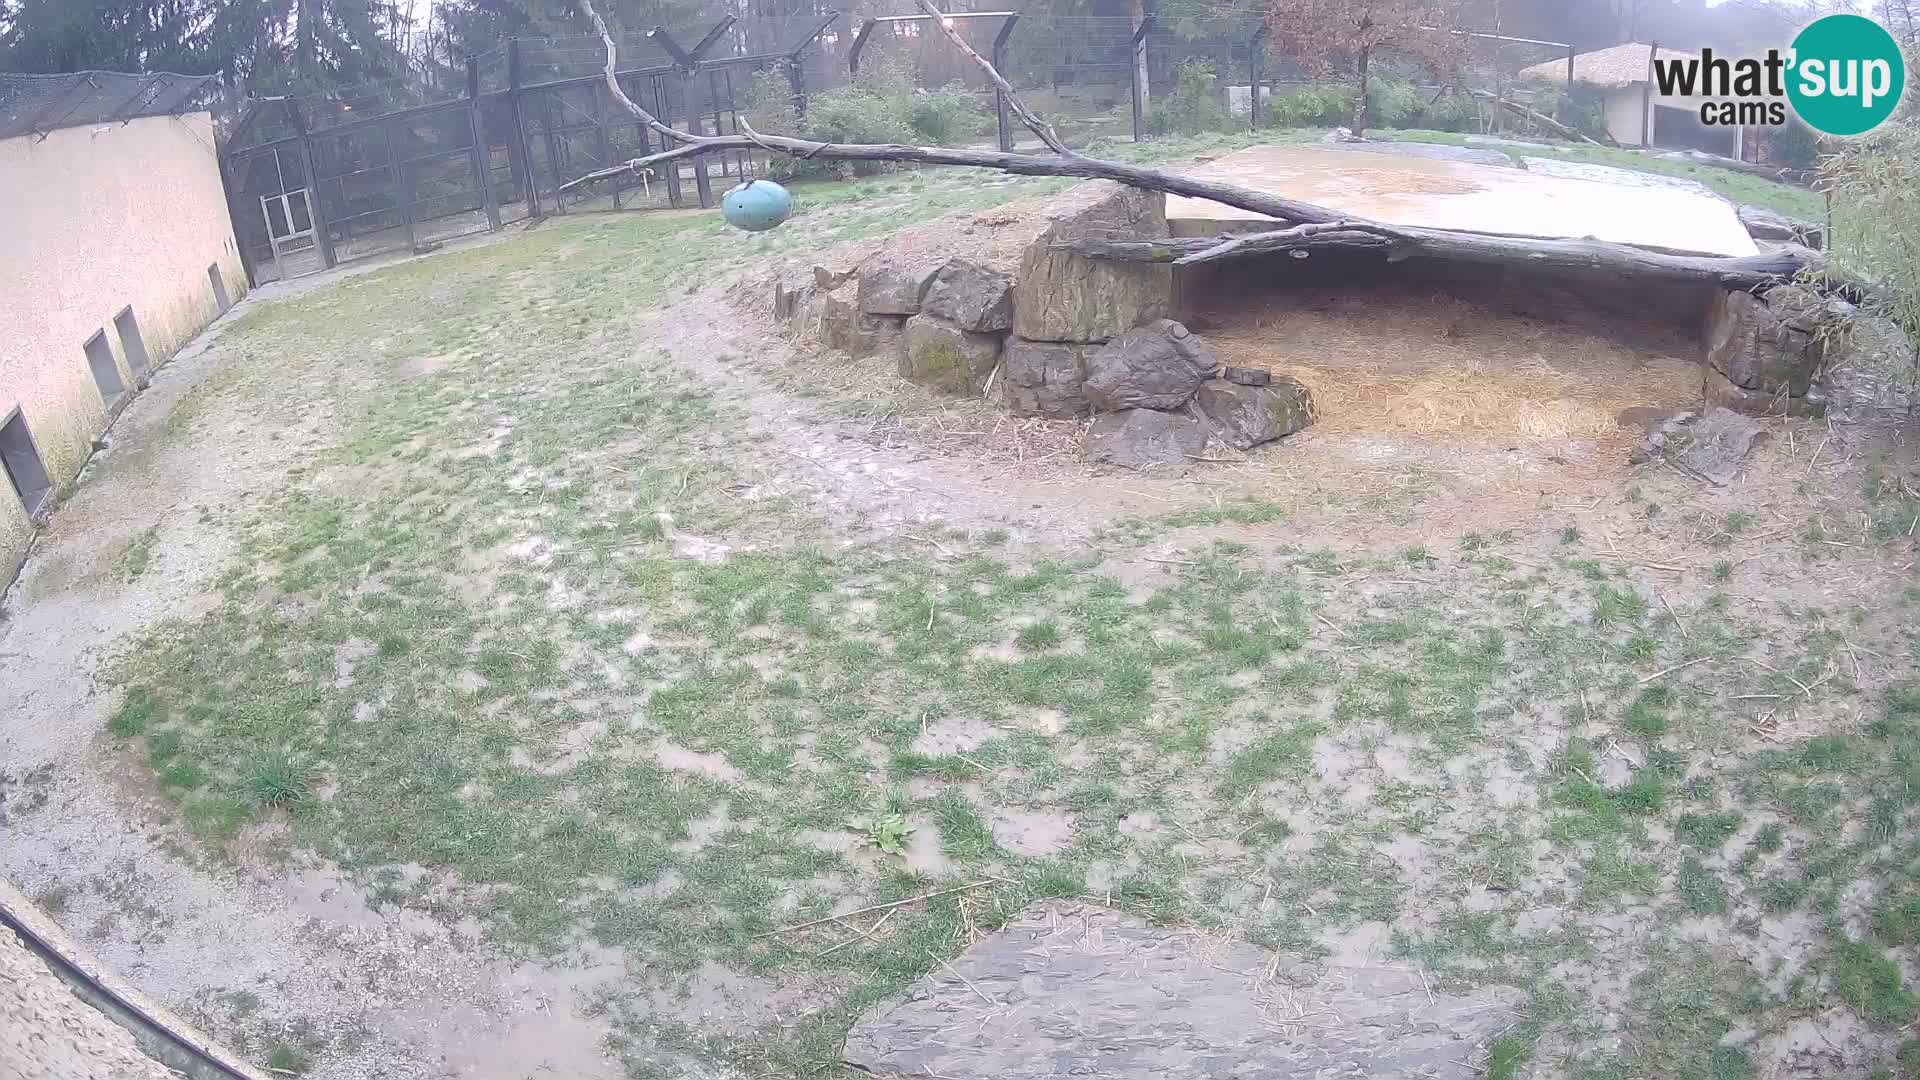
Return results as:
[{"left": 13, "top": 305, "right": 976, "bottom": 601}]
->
[
  {"left": 216, "top": 8, "right": 1579, "bottom": 285},
  {"left": 220, "top": 15, "right": 839, "bottom": 284},
  {"left": 0, "top": 70, "right": 221, "bottom": 141}
]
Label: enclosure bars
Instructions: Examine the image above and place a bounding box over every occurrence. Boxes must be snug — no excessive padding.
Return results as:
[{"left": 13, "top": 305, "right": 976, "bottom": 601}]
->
[
  {"left": 1248, "top": 25, "right": 1267, "bottom": 133},
  {"left": 649, "top": 13, "right": 843, "bottom": 206},
  {"left": 848, "top": 12, "right": 1021, "bottom": 152},
  {"left": 1129, "top": 15, "right": 1156, "bottom": 145},
  {"left": 1419, "top": 26, "right": 1577, "bottom": 124}
]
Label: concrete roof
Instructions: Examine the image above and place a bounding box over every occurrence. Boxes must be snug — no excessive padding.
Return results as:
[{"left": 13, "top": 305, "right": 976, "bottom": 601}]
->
[{"left": 1519, "top": 42, "right": 1698, "bottom": 89}]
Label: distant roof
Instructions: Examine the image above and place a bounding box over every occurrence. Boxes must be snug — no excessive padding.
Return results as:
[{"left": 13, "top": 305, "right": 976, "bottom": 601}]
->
[
  {"left": 1519, "top": 42, "right": 1698, "bottom": 89},
  {"left": 0, "top": 70, "right": 220, "bottom": 141}
]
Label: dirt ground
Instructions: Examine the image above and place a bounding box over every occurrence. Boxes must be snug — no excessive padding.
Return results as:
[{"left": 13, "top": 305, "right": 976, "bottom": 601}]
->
[{"left": 3, "top": 164, "right": 1919, "bottom": 1080}]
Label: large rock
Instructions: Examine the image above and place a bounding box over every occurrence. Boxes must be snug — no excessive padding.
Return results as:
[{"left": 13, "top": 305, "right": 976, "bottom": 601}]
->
[
  {"left": 858, "top": 258, "right": 940, "bottom": 316},
  {"left": 1083, "top": 319, "right": 1218, "bottom": 412},
  {"left": 1808, "top": 311, "right": 1918, "bottom": 424},
  {"left": 1013, "top": 183, "right": 1172, "bottom": 342},
  {"left": 1737, "top": 203, "right": 1823, "bottom": 250},
  {"left": 1085, "top": 408, "right": 1208, "bottom": 469},
  {"left": 819, "top": 284, "right": 858, "bottom": 352},
  {"left": 773, "top": 267, "right": 814, "bottom": 321},
  {"left": 1002, "top": 338, "right": 1092, "bottom": 419},
  {"left": 1704, "top": 286, "right": 1823, "bottom": 399},
  {"left": 821, "top": 283, "right": 906, "bottom": 360},
  {"left": 843, "top": 902, "right": 1519, "bottom": 1080},
  {"left": 1191, "top": 376, "right": 1313, "bottom": 449},
  {"left": 923, "top": 259, "right": 1014, "bottom": 332},
  {"left": 902, "top": 314, "right": 1001, "bottom": 394},
  {"left": 1631, "top": 408, "right": 1769, "bottom": 485}
]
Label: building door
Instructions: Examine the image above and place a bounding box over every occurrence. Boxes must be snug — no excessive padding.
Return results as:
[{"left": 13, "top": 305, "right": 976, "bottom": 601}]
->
[{"left": 261, "top": 188, "right": 319, "bottom": 280}]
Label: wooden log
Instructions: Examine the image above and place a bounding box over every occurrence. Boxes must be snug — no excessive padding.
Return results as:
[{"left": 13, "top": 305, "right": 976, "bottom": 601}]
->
[
  {"left": 1467, "top": 89, "right": 1604, "bottom": 146},
  {"left": 569, "top": 0, "right": 1837, "bottom": 301}
]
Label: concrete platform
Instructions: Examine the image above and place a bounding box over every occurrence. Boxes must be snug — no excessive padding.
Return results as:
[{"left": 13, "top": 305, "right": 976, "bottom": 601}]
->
[{"left": 1165, "top": 144, "right": 1758, "bottom": 257}]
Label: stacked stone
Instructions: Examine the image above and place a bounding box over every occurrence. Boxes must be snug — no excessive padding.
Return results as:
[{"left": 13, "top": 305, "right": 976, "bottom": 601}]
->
[{"left": 774, "top": 181, "right": 1317, "bottom": 467}]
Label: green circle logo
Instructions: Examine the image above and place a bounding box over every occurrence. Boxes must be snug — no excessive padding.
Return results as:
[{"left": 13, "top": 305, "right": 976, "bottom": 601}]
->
[{"left": 1787, "top": 14, "right": 1905, "bottom": 136}]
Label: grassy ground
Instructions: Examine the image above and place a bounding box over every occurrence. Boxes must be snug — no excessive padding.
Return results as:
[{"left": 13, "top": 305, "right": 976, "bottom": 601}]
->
[{"left": 94, "top": 158, "right": 1920, "bottom": 1080}]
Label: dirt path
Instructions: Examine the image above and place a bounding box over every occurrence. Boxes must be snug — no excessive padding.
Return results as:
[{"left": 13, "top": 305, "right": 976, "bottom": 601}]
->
[{"left": 0, "top": 289, "right": 638, "bottom": 1079}]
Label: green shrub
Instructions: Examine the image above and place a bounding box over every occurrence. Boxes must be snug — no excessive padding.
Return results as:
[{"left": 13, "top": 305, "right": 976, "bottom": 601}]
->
[
  {"left": 909, "top": 86, "right": 990, "bottom": 144},
  {"left": 1767, "top": 117, "right": 1820, "bottom": 169},
  {"left": 1266, "top": 83, "right": 1349, "bottom": 127},
  {"left": 752, "top": 56, "right": 988, "bottom": 180},
  {"left": 1416, "top": 90, "right": 1483, "bottom": 132},
  {"left": 1827, "top": 124, "right": 1920, "bottom": 344},
  {"left": 1147, "top": 60, "right": 1235, "bottom": 136},
  {"left": 1365, "top": 74, "right": 1425, "bottom": 129}
]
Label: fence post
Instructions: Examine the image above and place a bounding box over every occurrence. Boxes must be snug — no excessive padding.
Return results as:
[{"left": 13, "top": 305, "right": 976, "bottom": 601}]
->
[
  {"left": 386, "top": 116, "right": 418, "bottom": 252},
  {"left": 467, "top": 59, "right": 503, "bottom": 230},
  {"left": 683, "top": 69, "right": 714, "bottom": 207},
  {"left": 992, "top": 14, "right": 1021, "bottom": 152},
  {"left": 506, "top": 40, "right": 542, "bottom": 218},
  {"left": 1562, "top": 43, "right": 1575, "bottom": 123},
  {"left": 286, "top": 103, "right": 337, "bottom": 270},
  {"left": 785, "top": 54, "right": 808, "bottom": 119},
  {"left": 1129, "top": 14, "right": 1155, "bottom": 143},
  {"left": 656, "top": 77, "right": 684, "bottom": 207},
  {"left": 592, "top": 76, "right": 620, "bottom": 209},
  {"left": 1247, "top": 25, "right": 1266, "bottom": 132}
]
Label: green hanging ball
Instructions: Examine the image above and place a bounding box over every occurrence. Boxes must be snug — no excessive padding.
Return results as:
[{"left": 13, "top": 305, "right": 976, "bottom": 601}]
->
[{"left": 721, "top": 179, "right": 793, "bottom": 233}]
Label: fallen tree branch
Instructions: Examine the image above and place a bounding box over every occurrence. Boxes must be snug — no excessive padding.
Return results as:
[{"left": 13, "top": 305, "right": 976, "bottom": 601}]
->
[
  {"left": 1466, "top": 89, "right": 1604, "bottom": 146},
  {"left": 565, "top": 0, "right": 1819, "bottom": 295},
  {"left": 1061, "top": 224, "right": 1817, "bottom": 287}
]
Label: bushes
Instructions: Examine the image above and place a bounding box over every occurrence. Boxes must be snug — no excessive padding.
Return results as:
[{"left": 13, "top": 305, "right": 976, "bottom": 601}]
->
[
  {"left": 1146, "top": 60, "right": 1236, "bottom": 136},
  {"left": 1767, "top": 118, "right": 1820, "bottom": 169},
  {"left": 1266, "top": 83, "right": 1348, "bottom": 127},
  {"left": 1826, "top": 123, "right": 1920, "bottom": 342},
  {"left": 1365, "top": 74, "right": 1425, "bottom": 129},
  {"left": 745, "top": 58, "right": 989, "bottom": 180}
]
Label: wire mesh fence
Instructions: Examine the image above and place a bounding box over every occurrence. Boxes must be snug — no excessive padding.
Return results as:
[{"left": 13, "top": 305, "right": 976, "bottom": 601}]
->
[
  {"left": 0, "top": 70, "right": 220, "bottom": 140},
  {"left": 214, "top": 8, "right": 1586, "bottom": 284}
]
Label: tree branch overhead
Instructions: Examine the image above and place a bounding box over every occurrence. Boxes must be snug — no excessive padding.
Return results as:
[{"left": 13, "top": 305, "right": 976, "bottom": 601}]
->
[{"left": 566, "top": 0, "right": 1818, "bottom": 289}]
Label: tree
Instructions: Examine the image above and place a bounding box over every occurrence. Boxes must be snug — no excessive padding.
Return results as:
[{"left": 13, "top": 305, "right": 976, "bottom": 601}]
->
[
  {"left": 1264, "top": 0, "right": 1465, "bottom": 134},
  {"left": 0, "top": 0, "right": 211, "bottom": 74}
]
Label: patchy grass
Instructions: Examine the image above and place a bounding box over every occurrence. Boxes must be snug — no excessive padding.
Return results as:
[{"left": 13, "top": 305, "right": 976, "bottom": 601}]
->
[{"left": 92, "top": 160, "right": 1920, "bottom": 1077}]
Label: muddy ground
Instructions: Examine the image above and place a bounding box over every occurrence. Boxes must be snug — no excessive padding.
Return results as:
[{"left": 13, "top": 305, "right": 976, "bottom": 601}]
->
[{"left": 3, "top": 160, "right": 1919, "bottom": 1080}]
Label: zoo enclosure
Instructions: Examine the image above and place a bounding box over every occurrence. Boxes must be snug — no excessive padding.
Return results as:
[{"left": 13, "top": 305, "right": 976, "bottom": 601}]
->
[
  {"left": 216, "top": 9, "right": 1579, "bottom": 285},
  {"left": 220, "top": 14, "right": 841, "bottom": 284}
]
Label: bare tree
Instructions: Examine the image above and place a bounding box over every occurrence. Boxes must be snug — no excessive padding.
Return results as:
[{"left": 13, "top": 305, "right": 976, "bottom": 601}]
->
[{"left": 1264, "top": 0, "right": 1466, "bottom": 134}]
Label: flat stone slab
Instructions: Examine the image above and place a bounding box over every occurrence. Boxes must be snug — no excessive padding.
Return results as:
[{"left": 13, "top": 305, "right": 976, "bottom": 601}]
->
[
  {"left": 1518, "top": 155, "right": 1717, "bottom": 197},
  {"left": 1164, "top": 143, "right": 1758, "bottom": 256},
  {"left": 1325, "top": 140, "right": 1517, "bottom": 168},
  {"left": 843, "top": 902, "right": 1520, "bottom": 1079}
]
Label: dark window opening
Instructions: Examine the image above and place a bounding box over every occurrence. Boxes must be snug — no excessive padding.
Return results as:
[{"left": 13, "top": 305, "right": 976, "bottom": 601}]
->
[
  {"left": 0, "top": 409, "right": 53, "bottom": 516},
  {"left": 209, "top": 264, "right": 231, "bottom": 312},
  {"left": 83, "top": 330, "right": 126, "bottom": 407},
  {"left": 114, "top": 306, "right": 151, "bottom": 375}
]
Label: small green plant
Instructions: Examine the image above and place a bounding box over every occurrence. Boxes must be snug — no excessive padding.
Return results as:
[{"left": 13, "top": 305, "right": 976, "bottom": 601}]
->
[
  {"left": 1713, "top": 560, "right": 1734, "bottom": 581},
  {"left": 851, "top": 812, "right": 916, "bottom": 855},
  {"left": 1147, "top": 60, "right": 1235, "bottom": 136},
  {"left": 1560, "top": 526, "right": 1582, "bottom": 544},
  {"left": 265, "top": 1045, "right": 311, "bottom": 1074},
  {"left": 244, "top": 751, "right": 313, "bottom": 807},
  {"left": 115, "top": 526, "right": 160, "bottom": 581},
  {"left": 1016, "top": 621, "right": 1063, "bottom": 651}
]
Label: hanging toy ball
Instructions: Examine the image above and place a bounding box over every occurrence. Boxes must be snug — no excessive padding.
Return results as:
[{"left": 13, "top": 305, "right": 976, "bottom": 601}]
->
[{"left": 721, "top": 179, "right": 793, "bottom": 233}]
